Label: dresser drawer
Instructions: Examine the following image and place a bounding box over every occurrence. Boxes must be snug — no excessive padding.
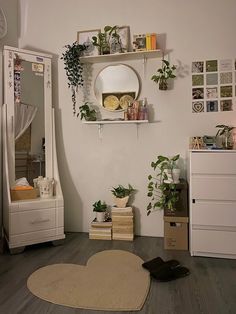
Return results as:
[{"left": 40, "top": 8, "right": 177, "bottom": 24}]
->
[
  {"left": 191, "top": 152, "right": 236, "bottom": 175},
  {"left": 10, "top": 208, "right": 56, "bottom": 235},
  {"left": 192, "top": 229, "right": 236, "bottom": 255},
  {"left": 192, "top": 201, "right": 236, "bottom": 227},
  {"left": 192, "top": 176, "right": 236, "bottom": 200}
]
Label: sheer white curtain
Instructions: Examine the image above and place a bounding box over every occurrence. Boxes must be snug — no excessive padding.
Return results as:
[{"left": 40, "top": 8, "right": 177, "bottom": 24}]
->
[{"left": 15, "top": 102, "right": 37, "bottom": 140}]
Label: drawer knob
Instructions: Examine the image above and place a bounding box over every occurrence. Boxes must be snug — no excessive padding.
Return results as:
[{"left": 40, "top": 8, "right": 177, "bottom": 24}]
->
[{"left": 30, "top": 218, "right": 50, "bottom": 224}]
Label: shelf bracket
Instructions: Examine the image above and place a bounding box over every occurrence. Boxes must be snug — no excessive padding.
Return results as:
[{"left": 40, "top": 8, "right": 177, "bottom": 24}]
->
[
  {"left": 143, "top": 56, "right": 147, "bottom": 78},
  {"left": 98, "top": 124, "right": 103, "bottom": 139}
]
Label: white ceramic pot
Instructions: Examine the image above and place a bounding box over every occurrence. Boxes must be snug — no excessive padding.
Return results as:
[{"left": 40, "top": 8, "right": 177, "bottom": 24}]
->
[
  {"left": 114, "top": 196, "right": 129, "bottom": 208},
  {"left": 163, "top": 169, "right": 173, "bottom": 183},
  {"left": 96, "top": 211, "right": 106, "bottom": 222},
  {"left": 172, "top": 168, "right": 181, "bottom": 183}
]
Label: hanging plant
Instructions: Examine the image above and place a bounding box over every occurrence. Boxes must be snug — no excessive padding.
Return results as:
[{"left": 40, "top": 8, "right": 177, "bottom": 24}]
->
[
  {"left": 151, "top": 59, "right": 176, "bottom": 90},
  {"left": 61, "top": 42, "right": 87, "bottom": 116}
]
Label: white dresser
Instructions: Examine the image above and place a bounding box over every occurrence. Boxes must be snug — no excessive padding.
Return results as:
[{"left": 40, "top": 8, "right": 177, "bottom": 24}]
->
[{"left": 189, "top": 150, "right": 236, "bottom": 259}]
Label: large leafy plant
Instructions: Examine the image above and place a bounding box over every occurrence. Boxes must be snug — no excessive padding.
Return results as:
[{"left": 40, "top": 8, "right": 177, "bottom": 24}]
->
[
  {"left": 61, "top": 42, "right": 87, "bottom": 116},
  {"left": 216, "top": 124, "right": 234, "bottom": 149},
  {"left": 147, "top": 155, "right": 180, "bottom": 215}
]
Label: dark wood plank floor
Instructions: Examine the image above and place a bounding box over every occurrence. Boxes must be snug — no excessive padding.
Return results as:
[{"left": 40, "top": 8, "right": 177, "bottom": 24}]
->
[{"left": 0, "top": 233, "right": 236, "bottom": 314}]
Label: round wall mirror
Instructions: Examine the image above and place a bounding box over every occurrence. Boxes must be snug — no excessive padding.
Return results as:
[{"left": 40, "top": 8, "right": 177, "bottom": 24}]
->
[{"left": 94, "top": 64, "right": 140, "bottom": 111}]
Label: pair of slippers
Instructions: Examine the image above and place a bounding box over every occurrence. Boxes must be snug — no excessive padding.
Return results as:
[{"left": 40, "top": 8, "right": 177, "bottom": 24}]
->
[{"left": 142, "top": 257, "right": 190, "bottom": 282}]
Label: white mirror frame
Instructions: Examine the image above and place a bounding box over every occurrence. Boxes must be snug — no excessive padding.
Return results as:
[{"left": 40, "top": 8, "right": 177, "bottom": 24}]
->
[{"left": 3, "top": 46, "right": 53, "bottom": 186}]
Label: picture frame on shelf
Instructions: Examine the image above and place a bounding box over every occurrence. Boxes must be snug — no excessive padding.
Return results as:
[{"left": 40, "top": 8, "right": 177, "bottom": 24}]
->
[
  {"left": 77, "top": 29, "right": 100, "bottom": 56},
  {"left": 132, "top": 34, "right": 146, "bottom": 51},
  {"left": 117, "top": 26, "right": 130, "bottom": 53}
]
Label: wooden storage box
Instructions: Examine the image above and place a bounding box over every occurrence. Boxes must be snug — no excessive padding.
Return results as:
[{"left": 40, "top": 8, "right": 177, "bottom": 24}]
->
[
  {"left": 164, "top": 216, "right": 189, "bottom": 250},
  {"left": 10, "top": 188, "right": 38, "bottom": 201}
]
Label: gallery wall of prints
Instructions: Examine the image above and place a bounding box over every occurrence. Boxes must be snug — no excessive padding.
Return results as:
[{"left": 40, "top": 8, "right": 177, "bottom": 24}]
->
[{"left": 191, "top": 59, "right": 235, "bottom": 113}]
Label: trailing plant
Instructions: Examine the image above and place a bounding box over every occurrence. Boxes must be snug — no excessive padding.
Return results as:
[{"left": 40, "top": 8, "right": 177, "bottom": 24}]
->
[
  {"left": 92, "top": 200, "right": 107, "bottom": 212},
  {"left": 61, "top": 42, "right": 87, "bottom": 116},
  {"left": 147, "top": 154, "right": 180, "bottom": 215},
  {"left": 151, "top": 59, "right": 176, "bottom": 90},
  {"left": 111, "top": 184, "right": 134, "bottom": 198},
  {"left": 78, "top": 102, "right": 97, "bottom": 121},
  {"left": 92, "top": 25, "right": 121, "bottom": 54}
]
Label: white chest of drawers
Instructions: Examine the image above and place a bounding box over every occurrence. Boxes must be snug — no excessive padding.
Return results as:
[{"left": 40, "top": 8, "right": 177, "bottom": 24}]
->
[{"left": 189, "top": 150, "right": 236, "bottom": 259}]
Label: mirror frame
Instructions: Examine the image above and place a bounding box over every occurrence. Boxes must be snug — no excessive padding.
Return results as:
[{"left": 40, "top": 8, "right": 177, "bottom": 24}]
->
[
  {"left": 94, "top": 63, "right": 141, "bottom": 111},
  {"left": 3, "top": 46, "right": 53, "bottom": 186}
]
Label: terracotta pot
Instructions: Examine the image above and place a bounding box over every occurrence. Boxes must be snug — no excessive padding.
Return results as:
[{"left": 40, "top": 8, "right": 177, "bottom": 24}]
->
[{"left": 114, "top": 196, "right": 129, "bottom": 208}]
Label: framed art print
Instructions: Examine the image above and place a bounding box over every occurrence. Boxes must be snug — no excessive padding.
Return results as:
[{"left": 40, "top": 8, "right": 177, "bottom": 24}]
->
[{"left": 77, "top": 29, "right": 100, "bottom": 56}]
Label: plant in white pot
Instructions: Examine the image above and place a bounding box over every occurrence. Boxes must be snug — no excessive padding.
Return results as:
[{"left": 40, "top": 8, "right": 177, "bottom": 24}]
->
[
  {"left": 93, "top": 200, "right": 107, "bottom": 222},
  {"left": 111, "top": 184, "right": 134, "bottom": 208},
  {"left": 146, "top": 154, "right": 180, "bottom": 215}
]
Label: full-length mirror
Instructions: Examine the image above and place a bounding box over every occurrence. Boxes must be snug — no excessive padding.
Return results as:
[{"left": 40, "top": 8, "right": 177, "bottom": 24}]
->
[
  {"left": 94, "top": 64, "right": 140, "bottom": 111},
  {"left": 14, "top": 58, "right": 45, "bottom": 184},
  {"left": 3, "top": 46, "right": 65, "bottom": 253}
]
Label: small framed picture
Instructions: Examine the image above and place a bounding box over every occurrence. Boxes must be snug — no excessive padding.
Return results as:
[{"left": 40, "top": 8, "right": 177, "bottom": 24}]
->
[
  {"left": 133, "top": 34, "right": 146, "bottom": 51},
  {"left": 77, "top": 29, "right": 100, "bottom": 56},
  {"left": 117, "top": 26, "right": 130, "bottom": 52}
]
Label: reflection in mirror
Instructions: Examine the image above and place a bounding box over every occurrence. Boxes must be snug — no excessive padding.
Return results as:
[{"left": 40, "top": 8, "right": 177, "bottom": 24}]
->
[
  {"left": 94, "top": 64, "right": 140, "bottom": 111},
  {"left": 14, "top": 58, "right": 45, "bottom": 185}
]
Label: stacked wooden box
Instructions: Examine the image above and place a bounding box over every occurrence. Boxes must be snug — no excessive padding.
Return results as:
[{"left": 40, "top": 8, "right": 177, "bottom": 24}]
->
[
  {"left": 111, "top": 206, "right": 134, "bottom": 241},
  {"left": 89, "top": 218, "right": 112, "bottom": 240}
]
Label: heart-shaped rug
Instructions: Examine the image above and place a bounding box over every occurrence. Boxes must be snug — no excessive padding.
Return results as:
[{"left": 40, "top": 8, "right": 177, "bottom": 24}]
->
[{"left": 27, "top": 250, "right": 150, "bottom": 311}]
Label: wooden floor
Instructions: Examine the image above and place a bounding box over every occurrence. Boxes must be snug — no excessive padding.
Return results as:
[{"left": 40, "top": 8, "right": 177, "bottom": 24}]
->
[{"left": 0, "top": 233, "right": 236, "bottom": 314}]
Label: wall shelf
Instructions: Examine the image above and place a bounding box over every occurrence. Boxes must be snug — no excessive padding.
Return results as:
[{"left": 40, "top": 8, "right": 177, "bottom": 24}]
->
[
  {"left": 82, "top": 120, "right": 149, "bottom": 138},
  {"left": 80, "top": 50, "right": 163, "bottom": 63},
  {"left": 82, "top": 120, "right": 148, "bottom": 125}
]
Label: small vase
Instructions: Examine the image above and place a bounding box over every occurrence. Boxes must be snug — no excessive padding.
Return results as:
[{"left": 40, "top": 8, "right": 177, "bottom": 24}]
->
[
  {"left": 159, "top": 80, "right": 168, "bottom": 90},
  {"left": 114, "top": 196, "right": 129, "bottom": 208},
  {"left": 172, "top": 168, "right": 181, "bottom": 183}
]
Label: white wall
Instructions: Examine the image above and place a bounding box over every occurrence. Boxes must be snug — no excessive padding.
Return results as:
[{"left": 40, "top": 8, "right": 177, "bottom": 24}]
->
[{"left": 18, "top": 0, "right": 236, "bottom": 236}]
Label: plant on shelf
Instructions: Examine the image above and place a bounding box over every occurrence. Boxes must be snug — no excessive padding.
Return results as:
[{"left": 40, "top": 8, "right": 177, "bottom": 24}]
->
[
  {"left": 93, "top": 200, "right": 107, "bottom": 222},
  {"left": 61, "top": 42, "right": 87, "bottom": 116},
  {"left": 78, "top": 102, "right": 97, "bottom": 121},
  {"left": 215, "top": 124, "right": 234, "bottom": 149},
  {"left": 146, "top": 154, "right": 180, "bottom": 216},
  {"left": 151, "top": 59, "right": 176, "bottom": 90},
  {"left": 111, "top": 184, "right": 134, "bottom": 208},
  {"left": 92, "top": 25, "right": 122, "bottom": 55}
]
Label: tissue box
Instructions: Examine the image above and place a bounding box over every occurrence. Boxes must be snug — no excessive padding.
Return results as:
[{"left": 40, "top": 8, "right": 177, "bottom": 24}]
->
[{"left": 10, "top": 188, "right": 38, "bottom": 201}]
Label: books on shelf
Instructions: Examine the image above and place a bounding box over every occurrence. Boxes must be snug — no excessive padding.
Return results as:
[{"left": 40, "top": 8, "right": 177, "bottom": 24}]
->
[
  {"left": 111, "top": 206, "right": 134, "bottom": 241},
  {"left": 91, "top": 217, "right": 112, "bottom": 228},
  {"left": 89, "top": 218, "right": 112, "bottom": 240}
]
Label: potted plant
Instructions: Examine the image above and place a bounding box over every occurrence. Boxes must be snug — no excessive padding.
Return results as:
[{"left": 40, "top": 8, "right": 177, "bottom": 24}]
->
[
  {"left": 92, "top": 25, "right": 121, "bottom": 55},
  {"left": 111, "top": 184, "right": 134, "bottom": 208},
  {"left": 146, "top": 154, "right": 180, "bottom": 216},
  {"left": 61, "top": 42, "right": 87, "bottom": 116},
  {"left": 93, "top": 200, "right": 107, "bottom": 222},
  {"left": 78, "top": 102, "right": 97, "bottom": 121},
  {"left": 151, "top": 59, "right": 176, "bottom": 90},
  {"left": 216, "top": 124, "right": 234, "bottom": 149}
]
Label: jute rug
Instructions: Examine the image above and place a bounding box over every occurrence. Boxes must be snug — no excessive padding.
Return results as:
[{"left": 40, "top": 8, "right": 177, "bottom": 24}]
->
[{"left": 27, "top": 250, "right": 150, "bottom": 311}]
